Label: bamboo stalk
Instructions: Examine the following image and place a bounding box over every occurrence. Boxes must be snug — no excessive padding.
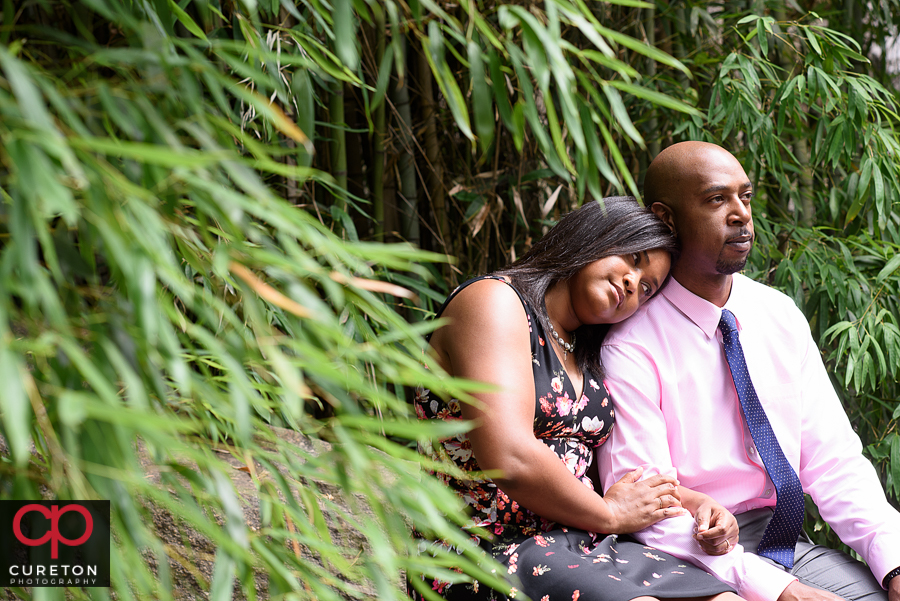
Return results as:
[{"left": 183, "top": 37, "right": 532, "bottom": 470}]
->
[
  {"left": 644, "top": 6, "right": 660, "bottom": 161},
  {"left": 417, "top": 44, "right": 450, "bottom": 272},
  {"left": 773, "top": 6, "right": 815, "bottom": 226},
  {"left": 671, "top": 6, "right": 690, "bottom": 91},
  {"left": 372, "top": 6, "right": 386, "bottom": 241},
  {"left": 329, "top": 81, "right": 349, "bottom": 226},
  {"left": 392, "top": 35, "right": 420, "bottom": 245}
]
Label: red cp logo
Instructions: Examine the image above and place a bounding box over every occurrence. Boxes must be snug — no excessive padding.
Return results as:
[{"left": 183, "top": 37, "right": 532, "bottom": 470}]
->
[{"left": 13, "top": 504, "right": 94, "bottom": 559}]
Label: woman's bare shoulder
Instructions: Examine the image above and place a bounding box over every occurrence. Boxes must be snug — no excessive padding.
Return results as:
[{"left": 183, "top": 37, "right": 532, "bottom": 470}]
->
[
  {"left": 430, "top": 278, "right": 531, "bottom": 372},
  {"left": 440, "top": 277, "right": 526, "bottom": 326}
]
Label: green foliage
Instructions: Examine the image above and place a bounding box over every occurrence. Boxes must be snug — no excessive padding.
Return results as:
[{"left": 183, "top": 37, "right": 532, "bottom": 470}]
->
[
  {"left": 704, "top": 10, "right": 900, "bottom": 549},
  {"left": 3, "top": 0, "right": 900, "bottom": 596},
  {"left": 0, "top": 1, "right": 506, "bottom": 599}
]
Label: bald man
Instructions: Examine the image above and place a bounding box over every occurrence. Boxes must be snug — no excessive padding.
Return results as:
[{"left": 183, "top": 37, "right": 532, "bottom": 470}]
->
[{"left": 596, "top": 142, "right": 900, "bottom": 601}]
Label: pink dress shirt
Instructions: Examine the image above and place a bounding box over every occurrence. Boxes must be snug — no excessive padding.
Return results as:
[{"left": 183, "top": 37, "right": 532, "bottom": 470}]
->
[{"left": 598, "top": 274, "right": 900, "bottom": 601}]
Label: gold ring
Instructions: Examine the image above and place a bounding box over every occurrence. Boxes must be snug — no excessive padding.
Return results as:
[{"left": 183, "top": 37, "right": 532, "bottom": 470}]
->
[{"left": 658, "top": 497, "right": 662, "bottom": 510}]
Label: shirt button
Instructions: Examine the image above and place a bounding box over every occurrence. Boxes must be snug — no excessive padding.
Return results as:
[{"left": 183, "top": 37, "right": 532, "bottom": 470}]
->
[
  {"left": 764, "top": 488, "right": 773, "bottom": 497},
  {"left": 749, "top": 446, "right": 756, "bottom": 456}
]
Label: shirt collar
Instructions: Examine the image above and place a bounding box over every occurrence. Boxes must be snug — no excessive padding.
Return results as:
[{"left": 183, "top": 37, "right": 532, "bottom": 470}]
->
[{"left": 661, "top": 276, "right": 746, "bottom": 339}]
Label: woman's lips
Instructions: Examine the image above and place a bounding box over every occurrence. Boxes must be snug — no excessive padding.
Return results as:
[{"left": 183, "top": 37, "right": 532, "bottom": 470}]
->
[{"left": 611, "top": 283, "right": 625, "bottom": 308}]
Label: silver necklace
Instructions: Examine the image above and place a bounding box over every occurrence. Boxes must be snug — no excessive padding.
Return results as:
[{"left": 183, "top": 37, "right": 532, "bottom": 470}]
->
[{"left": 547, "top": 319, "right": 575, "bottom": 360}]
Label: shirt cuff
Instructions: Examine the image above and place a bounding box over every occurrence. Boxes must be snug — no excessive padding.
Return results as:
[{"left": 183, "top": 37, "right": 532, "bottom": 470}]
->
[
  {"left": 883, "top": 567, "right": 900, "bottom": 589},
  {"left": 733, "top": 560, "right": 797, "bottom": 601}
]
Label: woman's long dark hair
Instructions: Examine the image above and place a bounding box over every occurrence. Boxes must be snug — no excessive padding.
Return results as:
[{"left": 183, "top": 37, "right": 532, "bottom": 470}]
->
[{"left": 494, "top": 196, "right": 677, "bottom": 378}]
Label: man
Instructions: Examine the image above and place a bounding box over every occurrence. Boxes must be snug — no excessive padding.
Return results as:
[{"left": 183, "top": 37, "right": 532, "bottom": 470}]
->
[{"left": 597, "top": 141, "right": 900, "bottom": 601}]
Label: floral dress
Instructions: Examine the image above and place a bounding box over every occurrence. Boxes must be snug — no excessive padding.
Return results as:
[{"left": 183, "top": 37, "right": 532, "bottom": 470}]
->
[{"left": 409, "top": 276, "right": 733, "bottom": 601}]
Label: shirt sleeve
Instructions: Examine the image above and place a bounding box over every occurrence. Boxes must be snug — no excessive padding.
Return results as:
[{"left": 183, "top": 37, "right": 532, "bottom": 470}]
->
[
  {"left": 792, "top": 307, "right": 900, "bottom": 584},
  {"left": 598, "top": 339, "right": 797, "bottom": 601}
]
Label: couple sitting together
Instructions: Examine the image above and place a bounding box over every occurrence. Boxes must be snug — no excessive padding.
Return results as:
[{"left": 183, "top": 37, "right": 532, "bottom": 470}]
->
[{"left": 409, "top": 142, "right": 900, "bottom": 601}]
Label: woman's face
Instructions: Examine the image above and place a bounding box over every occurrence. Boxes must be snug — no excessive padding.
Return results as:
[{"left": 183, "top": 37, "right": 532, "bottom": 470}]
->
[{"left": 568, "top": 249, "right": 671, "bottom": 325}]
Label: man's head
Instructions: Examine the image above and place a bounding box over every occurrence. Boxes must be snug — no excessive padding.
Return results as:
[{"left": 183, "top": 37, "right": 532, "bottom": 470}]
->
[{"left": 644, "top": 142, "right": 754, "bottom": 298}]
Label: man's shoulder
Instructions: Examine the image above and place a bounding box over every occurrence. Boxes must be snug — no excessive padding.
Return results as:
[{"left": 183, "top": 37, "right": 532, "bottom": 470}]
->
[
  {"left": 733, "top": 274, "right": 805, "bottom": 316},
  {"left": 604, "top": 294, "right": 670, "bottom": 347}
]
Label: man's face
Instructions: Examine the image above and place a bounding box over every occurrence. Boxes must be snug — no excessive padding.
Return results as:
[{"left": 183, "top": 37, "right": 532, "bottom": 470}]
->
[{"left": 666, "top": 149, "right": 754, "bottom": 278}]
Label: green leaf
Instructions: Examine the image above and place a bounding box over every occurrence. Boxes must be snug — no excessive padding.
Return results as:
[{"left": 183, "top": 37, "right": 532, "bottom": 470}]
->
[
  {"left": 370, "top": 44, "right": 394, "bottom": 112},
  {"left": 876, "top": 254, "right": 900, "bottom": 284},
  {"left": 892, "top": 434, "right": 900, "bottom": 497},
  {"left": 0, "top": 344, "right": 31, "bottom": 468},
  {"left": 804, "top": 27, "right": 823, "bottom": 56},
  {"left": 543, "top": 90, "right": 575, "bottom": 173},
  {"left": 823, "top": 320, "right": 854, "bottom": 342},
  {"left": 468, "top": 42, "right": 494, "bottom": 153},
  {"left": 845, "top": 157, "right": 874, "bottom": 225},
  {"left": 872, "top": 163, "right": 885, "bottom": 216},
  {"left": 603, "top": 84, "right": 643, "bottom": 146},
  {"left": 608, "top": 80, "right": 702, "bottom": 115},
  {"left": 332, "top": 0, "right": 359, "bottom": 69},
  {"left": 757, "top": 19, "right": 768, "bottom": 55},
  {"left": 488, "top": 49, "right": 513, "bottom": 131},
  {"left": 69, "top": 136, "right": 231, "bottom": 166},
  {"left": 425, "top": 24, "right": 472, "bottom": 140},
  {"left": 168, "top": 0, "right": 209, "bottom": 42},
  {"left": 209, "top": 552, "right": 237, "bottom": 601}
]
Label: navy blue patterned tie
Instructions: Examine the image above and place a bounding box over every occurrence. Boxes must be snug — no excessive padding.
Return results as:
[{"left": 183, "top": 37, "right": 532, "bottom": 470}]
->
[{"left": 719, "top": 309, "right": 804, "bottom": 568}]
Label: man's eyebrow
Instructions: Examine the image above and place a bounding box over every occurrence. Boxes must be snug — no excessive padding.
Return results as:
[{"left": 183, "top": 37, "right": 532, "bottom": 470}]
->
[{"left": 699, "top": 181, "right": 753, "bottom": 195}]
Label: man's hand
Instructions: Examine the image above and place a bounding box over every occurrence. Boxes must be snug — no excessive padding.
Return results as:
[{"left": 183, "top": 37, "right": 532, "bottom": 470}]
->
[
  {"left": 889, "top": 575, "right": 900, "bottom": 601},
  {"left": 692, "top": 498, "right": 738, "bottom": 555},
  {"left": 777, "top": 581, "right": 845, "bottom": 601}
]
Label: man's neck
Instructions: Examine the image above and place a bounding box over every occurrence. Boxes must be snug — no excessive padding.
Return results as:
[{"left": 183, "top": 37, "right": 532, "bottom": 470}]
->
[{"left": 672, "top": 269, "right": 733, "bottom": 308}]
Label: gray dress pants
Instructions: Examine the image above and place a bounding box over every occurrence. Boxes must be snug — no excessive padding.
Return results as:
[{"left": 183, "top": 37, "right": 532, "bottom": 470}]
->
[{"left": 737, "top": 509, "right": 887, "bottom": 601}]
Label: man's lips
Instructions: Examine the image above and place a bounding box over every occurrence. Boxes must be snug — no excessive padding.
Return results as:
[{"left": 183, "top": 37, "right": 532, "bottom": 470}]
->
[{"left": 725, "top": 235, "right": 753, "bottom": 252}]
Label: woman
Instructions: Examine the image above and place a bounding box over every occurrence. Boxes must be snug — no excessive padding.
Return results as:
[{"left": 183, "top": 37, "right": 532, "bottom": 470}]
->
[{"left": 411, "top": 197, "right": 741, "bottom": 601}]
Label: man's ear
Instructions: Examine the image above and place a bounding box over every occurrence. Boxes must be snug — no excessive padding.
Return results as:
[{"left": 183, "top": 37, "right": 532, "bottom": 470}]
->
[{"left": 650, "top": 202, "right": 676, "bottom": 236}]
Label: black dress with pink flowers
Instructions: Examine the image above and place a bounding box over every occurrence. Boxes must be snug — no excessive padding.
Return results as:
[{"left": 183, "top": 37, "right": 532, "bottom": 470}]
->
[{"left": 409, "top": 276, "right": 732, "bottom": 601}]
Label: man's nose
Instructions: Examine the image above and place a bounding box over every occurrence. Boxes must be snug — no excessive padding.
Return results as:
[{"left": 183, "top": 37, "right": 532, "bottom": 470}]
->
[{"left": 728, "top": 198, "right": 751, "bottom": 224}]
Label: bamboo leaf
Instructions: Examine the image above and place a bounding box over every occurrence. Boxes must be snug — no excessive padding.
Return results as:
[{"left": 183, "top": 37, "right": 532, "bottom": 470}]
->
[
  {"left": 468, "top": 42, "right": 494, "bottom": 153},
  {"left": 426, "top": 24, "right": 472, "bottom": 139},
  {"left": 332, "top": 0, "right": 359, "bottom": 69},
  {"left": 0, "top": 345, "right": 31, "bottom": 467},
  {"left": 488, "top": 49, "right": 513, "bottom": 131},
  {"left": 603, "top": 84, "right": 643, "bottom": 146},
  {"left": 892, "top": 434, "right": 900, "bottom": 497},
  {"left": 757, "top": 19, "right": 768, "bottom": 55},
  {"left": 876, "top": 254, "right": 900, "bottom": 284},
  {"left": 168, "top": 0, "right": 209, "bottom": 42},
  {"left": 371, "top": 44, "right": 395, "bottom": 112},
  {"left": 804, "top": 26, "right": 823, "bottom": 56},
  {"left": 608, "top": 80, "right": 702, "bottom": 115}
]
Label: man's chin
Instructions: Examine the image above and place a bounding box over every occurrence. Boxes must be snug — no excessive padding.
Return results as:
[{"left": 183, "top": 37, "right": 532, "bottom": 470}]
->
[{"left": 715, "top": 258, "right": 748, "bottom": 275}]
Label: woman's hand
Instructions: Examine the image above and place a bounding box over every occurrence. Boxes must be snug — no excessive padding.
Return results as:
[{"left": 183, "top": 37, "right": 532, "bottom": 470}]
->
[
  {"left": 691, "top": 498, "right": 739, "bottom": 556},
  {"left": 602, "top": 466, "right": 689, "bottom": 533}
]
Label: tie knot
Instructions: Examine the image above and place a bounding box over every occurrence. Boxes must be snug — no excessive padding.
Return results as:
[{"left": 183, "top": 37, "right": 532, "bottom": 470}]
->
[{"left": 719, "top": 308, "right": 738, "bottom": 334}]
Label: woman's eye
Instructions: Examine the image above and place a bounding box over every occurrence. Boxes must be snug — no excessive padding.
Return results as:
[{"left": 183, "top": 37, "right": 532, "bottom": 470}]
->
[
  {"left": 641, "top": 282, "right": 652, "bottom": 296},
  {"left": 631, "top": 253, "right": 640, "bottom": 264}
]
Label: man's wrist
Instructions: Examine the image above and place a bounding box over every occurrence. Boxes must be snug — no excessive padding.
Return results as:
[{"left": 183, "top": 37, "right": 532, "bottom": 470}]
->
[{"left": 882, "top": 566, "right": 900, "bottom": 589}]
